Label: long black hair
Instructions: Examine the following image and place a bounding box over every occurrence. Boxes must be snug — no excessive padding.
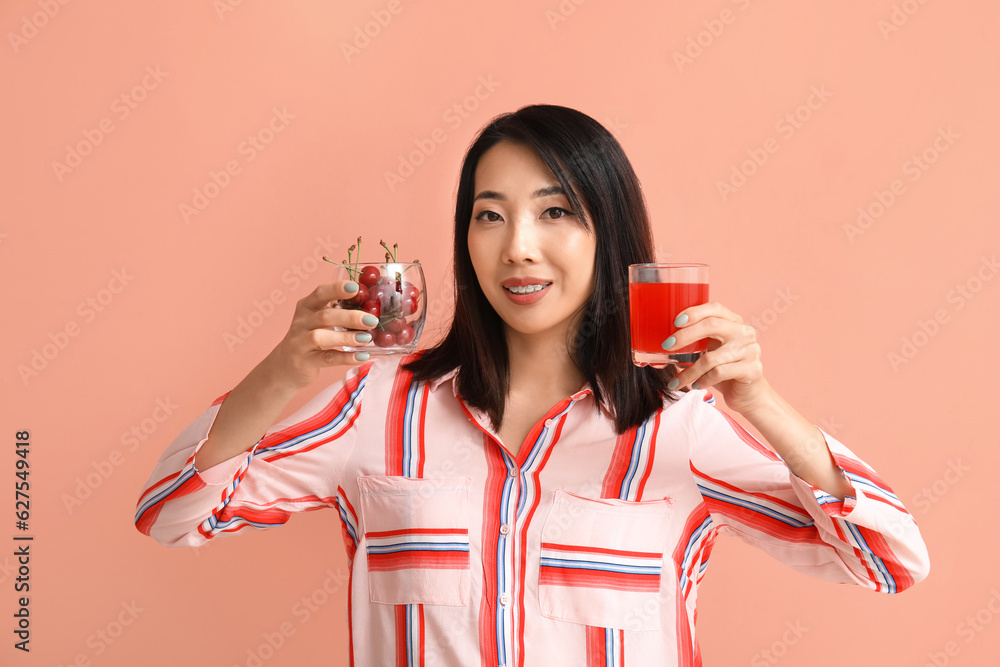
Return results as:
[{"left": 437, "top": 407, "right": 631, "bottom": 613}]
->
[{"left": 404, "top": 104, "right": 680, "bottom": 434}]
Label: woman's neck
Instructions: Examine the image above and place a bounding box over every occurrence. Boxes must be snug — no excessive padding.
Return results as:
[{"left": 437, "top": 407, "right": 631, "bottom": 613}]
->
[{"left": 504, "top": 326, "right": 588, "bottom": 399}]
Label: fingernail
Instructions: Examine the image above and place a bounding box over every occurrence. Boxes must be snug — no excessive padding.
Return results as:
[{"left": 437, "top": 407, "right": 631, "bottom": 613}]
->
[
  {"left": 674, "top": 313, "right": 688, "bottom": 326},
  {"left": 362, "top": 314, "right": 378, "bottom": 327},
  {"left": 345, "top": 282, "right": 359, "bottom": 293},
  {"left": 355, "top": 332, "right": 372, "bottom": 343},
  {"left": 354, "top": 352, "right": 370, "bottom": 361},
  {"left": 667, "top": 378, "right": 680, "bottom": 390},
  {"left": 692, "top": 381, "right": 700, "bottom": 389},
  {"left": 661, "top": 336, "right": 676, "bottom": 350}
]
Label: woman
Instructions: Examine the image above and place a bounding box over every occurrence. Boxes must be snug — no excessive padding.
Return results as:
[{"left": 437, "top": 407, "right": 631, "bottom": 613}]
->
[{"left": 135, "top": 105, "right": 929, "bottom": 666}]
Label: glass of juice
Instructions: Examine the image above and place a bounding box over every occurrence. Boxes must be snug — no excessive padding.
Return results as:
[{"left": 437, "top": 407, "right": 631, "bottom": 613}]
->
[{"left": 628, "top": 263, "right": 709, "bottom": 368}]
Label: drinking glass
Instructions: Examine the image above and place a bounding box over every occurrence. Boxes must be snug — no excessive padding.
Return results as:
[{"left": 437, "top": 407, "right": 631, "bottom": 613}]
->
[
  {"left": 330, "top": 261, "right": 426, "bottom": 355},
  {"left": 629, "top": 263, "right": 709, "bottom": 368}
]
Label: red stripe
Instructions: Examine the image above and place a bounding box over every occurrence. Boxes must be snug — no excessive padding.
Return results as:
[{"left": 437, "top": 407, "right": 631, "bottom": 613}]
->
[
  {"left": 417, "top": 383, "right": 428, "bottom": 478},
  {"left": 211, "top": 392, "right": 229, "bottom": 406},
  {"left": 717, "top": 410, "right": 780, "bottom": 462},
  {"left": 861, "top": 490, "right": 910, "bottom": 515},
  {"left": 618, "top": 629, "right": 625, "bottom": 666},
  {"left": 418, "top": 605, "right": 426, "bottom": 667},
  {"left": 395, "top": 605, "right": 407, "bottom": 667},
  {"left": 602, "top": 426, "right": 638, "bottom": 498},
  {"left": 832, "top": 451, "right": 897, "bottom": 496},
  {"left": 541, "top": 543, "right": 662, "bottom": 559},
  {"left": 676, "top": 585, "right": 695, "bottom": 666},
  {"left": 138, "top": 469, "right": 182, "bottom": 506},
  {"left": 828, "top": 518, "right": 878, "bottom": 588},
  {"left": 478, "top": 433, "right": 505, "bottom": 667},
  {"left": 539, "top": 567, "right": 661, "bottom": 592},
  {"left": 586, "top": 626, "right": 604, "bottom": 667},
  {"left": 367, "top": 550, "right": 470, "bottom": 571},
  {"left": 851, "top": 523, "right": 916, "bottom": 592},
  {"left": 693, "top": 464, "right": 810, "bottom": 518},
  {"left": 701, "top": 496, "right": 824, "bottom": 545},
  {"left": 385, "top": 360, "right": 412, "bottom": 477},
  {"left": 136, "top": 471, "right": 207, "bottom": 535},
  {"left": 517, "top": 402, "right": 569, "bottom": 667},
  {"left": 258, "top": 365, "right": 368, "bottom": 458},
  {"left": 368, "top": 527, "right": 469, "bottom": 539},
  {"left": 634, "top": 411, "right": 660, "bottom": 500}
]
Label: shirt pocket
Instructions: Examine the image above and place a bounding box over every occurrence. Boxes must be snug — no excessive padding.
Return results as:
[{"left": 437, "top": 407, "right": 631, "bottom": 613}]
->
[
  {"left": 357, "top": 475, "right": 472, "bottom": 606},
  {"left": 537, "top": 489, "right": 674, "bottom": 631}
]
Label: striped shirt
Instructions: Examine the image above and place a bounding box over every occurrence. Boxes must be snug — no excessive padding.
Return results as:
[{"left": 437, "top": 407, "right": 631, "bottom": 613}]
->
[{"left": 134, "top": 354, "right": 930, "bottom": 666}]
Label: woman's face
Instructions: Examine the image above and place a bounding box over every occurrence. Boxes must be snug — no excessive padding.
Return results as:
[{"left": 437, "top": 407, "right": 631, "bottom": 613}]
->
[{"left": 467, "top": 140, "right": 597, "bottom": 344}]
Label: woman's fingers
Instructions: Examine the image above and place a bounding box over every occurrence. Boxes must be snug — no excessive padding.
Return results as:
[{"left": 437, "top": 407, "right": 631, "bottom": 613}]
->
[{"left": 298, "top": 280, "right": 359, "bottom": 312}]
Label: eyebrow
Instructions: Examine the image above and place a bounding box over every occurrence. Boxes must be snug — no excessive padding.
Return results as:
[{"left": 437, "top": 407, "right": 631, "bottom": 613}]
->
[{"left": 473, "top": 185, "right": 566, "bottom": 202}]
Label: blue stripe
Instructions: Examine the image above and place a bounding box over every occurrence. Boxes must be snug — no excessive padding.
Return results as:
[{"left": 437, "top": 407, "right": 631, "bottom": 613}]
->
[
  {"left": 134, "top": 466, "right": 197, "bottom": 522},
  {"left": 496, "top": 450, "right": 516, "bottom": 667},
  {"left": 259, "top": 375, "right": 365, "bottom": 456},
  {"left": 335, "top": 500, "right": 358, "bottom": 546},
  {"left": 211, "top": 515, "right": 279, "bottom": 530},
  {"left": 405, "top": 604, "right": 414, "bottom": 667},
  {"left": 619, "top": 420, "right": 647, "bottom": 500},
  {"left": 846, "top": 472, "right": 901, "bottom": 502},
  {"left": 679, "top": 516, "right": 713, "bottom": 591},
  {"left": 845, "top": 521, "right": 896, "bottom": 593},
  {"left": 540, "top": 559, "right": 661, "bottom": 575},
  {"left": 402, "top": 378, "right": 419, "bottom": 478},
  {"left": 367, "top": 543, "right": 470, "bottom": 554},
  {"left": 697, "top": 484, "right": 814, "bottom": 528},
  {"left": 605, "top": 627, "right": 615, "bottom": 666}
]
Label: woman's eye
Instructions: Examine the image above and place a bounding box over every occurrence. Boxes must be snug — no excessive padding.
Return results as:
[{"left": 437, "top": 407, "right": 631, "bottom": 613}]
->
[
  {"left": 475, "top": 210, "right": 502, "bottom": 222},
  {"left": 543, "top": 207, "right": 573, "bottom": 219}
]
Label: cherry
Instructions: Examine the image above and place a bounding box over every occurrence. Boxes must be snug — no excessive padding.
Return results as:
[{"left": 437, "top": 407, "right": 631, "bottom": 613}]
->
[
  {"left": 361, "top": 300, "right": 380, "bottom": 317},
  {"left": 401, "top": 283, "right": 419, "bottom": 302},
  {"left": 395, "top": 322, "right": 414, "bottom": 345},
  {"left": 370, "top": 283, "right": 392, "bottom": 306},
  {"left": 401, "top": 296, "right": 418, "bottom": 317},
  {"left": 346, "top": 284, "right": 369, "bottom": 308},
  {"left": 373, "top": 330, "right": 396, "bottom": 347},
  {"left": 386, "top": 317, "right": 407, "bottom": 334},
  {"left": 359, "top": 266, "right": 380, "bottom": 287}
]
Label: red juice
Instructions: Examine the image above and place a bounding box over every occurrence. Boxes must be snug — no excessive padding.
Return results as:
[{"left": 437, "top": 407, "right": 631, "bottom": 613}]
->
[{"left": 629, "top": 282, "right": 709, "bottom": 356}]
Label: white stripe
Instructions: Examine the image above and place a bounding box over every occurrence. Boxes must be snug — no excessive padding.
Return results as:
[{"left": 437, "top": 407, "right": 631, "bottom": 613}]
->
[
  {"left": 367, "top": 533, "right": 469, "bottom": 547},
  {"left": 696, "top": 476, "right": 813, "bottom": 525},
  {"left": 540, "top": 550, "right": 662, "bottom": 569}
]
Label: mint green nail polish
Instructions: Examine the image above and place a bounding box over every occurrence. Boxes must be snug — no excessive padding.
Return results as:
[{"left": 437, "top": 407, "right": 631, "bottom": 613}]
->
[
  {"left": 354, "top": 352, "right": 370, "bottom": 361},
  {"left": 692, "top": 381, "right": 700, "bottom": 390},
  {"left": 362, "top": 314, "right": 378, "bottom": 327},
  {"left": 355, "top": 332, "right": 372, "bottom": 343},
  {"left": 674, "top": 313, "right": 689, "bottom": 326},
  {"left": 661, "top": 336, "right": 676, "bottom": 350},
  {"left": 345, "top": 282, "right": 359, "bottom": 293},
  {"left": 667, "top": 378, "right": 680, "bottom": 390}
]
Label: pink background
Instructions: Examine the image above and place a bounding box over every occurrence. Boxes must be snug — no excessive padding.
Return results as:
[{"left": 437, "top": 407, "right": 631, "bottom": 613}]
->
[{"left": 2, "top": 1, "right": 998, "bottom": 665}]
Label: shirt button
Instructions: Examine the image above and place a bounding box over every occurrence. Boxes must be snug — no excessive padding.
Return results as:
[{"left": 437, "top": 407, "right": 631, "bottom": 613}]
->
[
  {"left": 499, "top": 524, "right": 510, "bottom": 535},
  {"left": 544, "top": 419, "right": 554, "bottom": 428},
  {"left": 500, "top": 593, "right": 511, "bottom": 606},
  {"left": 508, "top": 468, "right": 518, "bottom": 478}
]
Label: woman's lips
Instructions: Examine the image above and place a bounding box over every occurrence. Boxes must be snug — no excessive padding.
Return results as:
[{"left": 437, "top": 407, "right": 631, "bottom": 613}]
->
[{"left": 502, "top": 282, "right": 552, "bottom": 305}]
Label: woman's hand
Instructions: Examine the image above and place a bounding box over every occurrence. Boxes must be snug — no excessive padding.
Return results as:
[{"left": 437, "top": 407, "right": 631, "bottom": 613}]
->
[
  {"left": 662, "top": 301, "right": 767, "bottom": 416},
  {"left": 264, "top": 280, "right": 377, "bottom": 392}
]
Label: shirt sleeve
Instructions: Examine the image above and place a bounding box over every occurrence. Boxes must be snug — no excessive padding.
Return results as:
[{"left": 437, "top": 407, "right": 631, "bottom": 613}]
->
[
  {"left": 133, "top": 362, "right": 371, "bottom": 548},
  {"left": 688, "top": 390, "right": 930, "bottom": 594}
]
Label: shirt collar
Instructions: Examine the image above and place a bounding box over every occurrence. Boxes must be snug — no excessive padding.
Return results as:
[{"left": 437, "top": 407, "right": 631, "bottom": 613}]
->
[{"left": 427, "top": 367, "right": 614, "bottom": 419}]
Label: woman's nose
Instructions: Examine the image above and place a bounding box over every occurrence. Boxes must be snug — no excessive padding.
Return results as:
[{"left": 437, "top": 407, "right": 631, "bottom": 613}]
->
[{"left": 501, "top": 218, "right": 540, "bottom": 264}]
